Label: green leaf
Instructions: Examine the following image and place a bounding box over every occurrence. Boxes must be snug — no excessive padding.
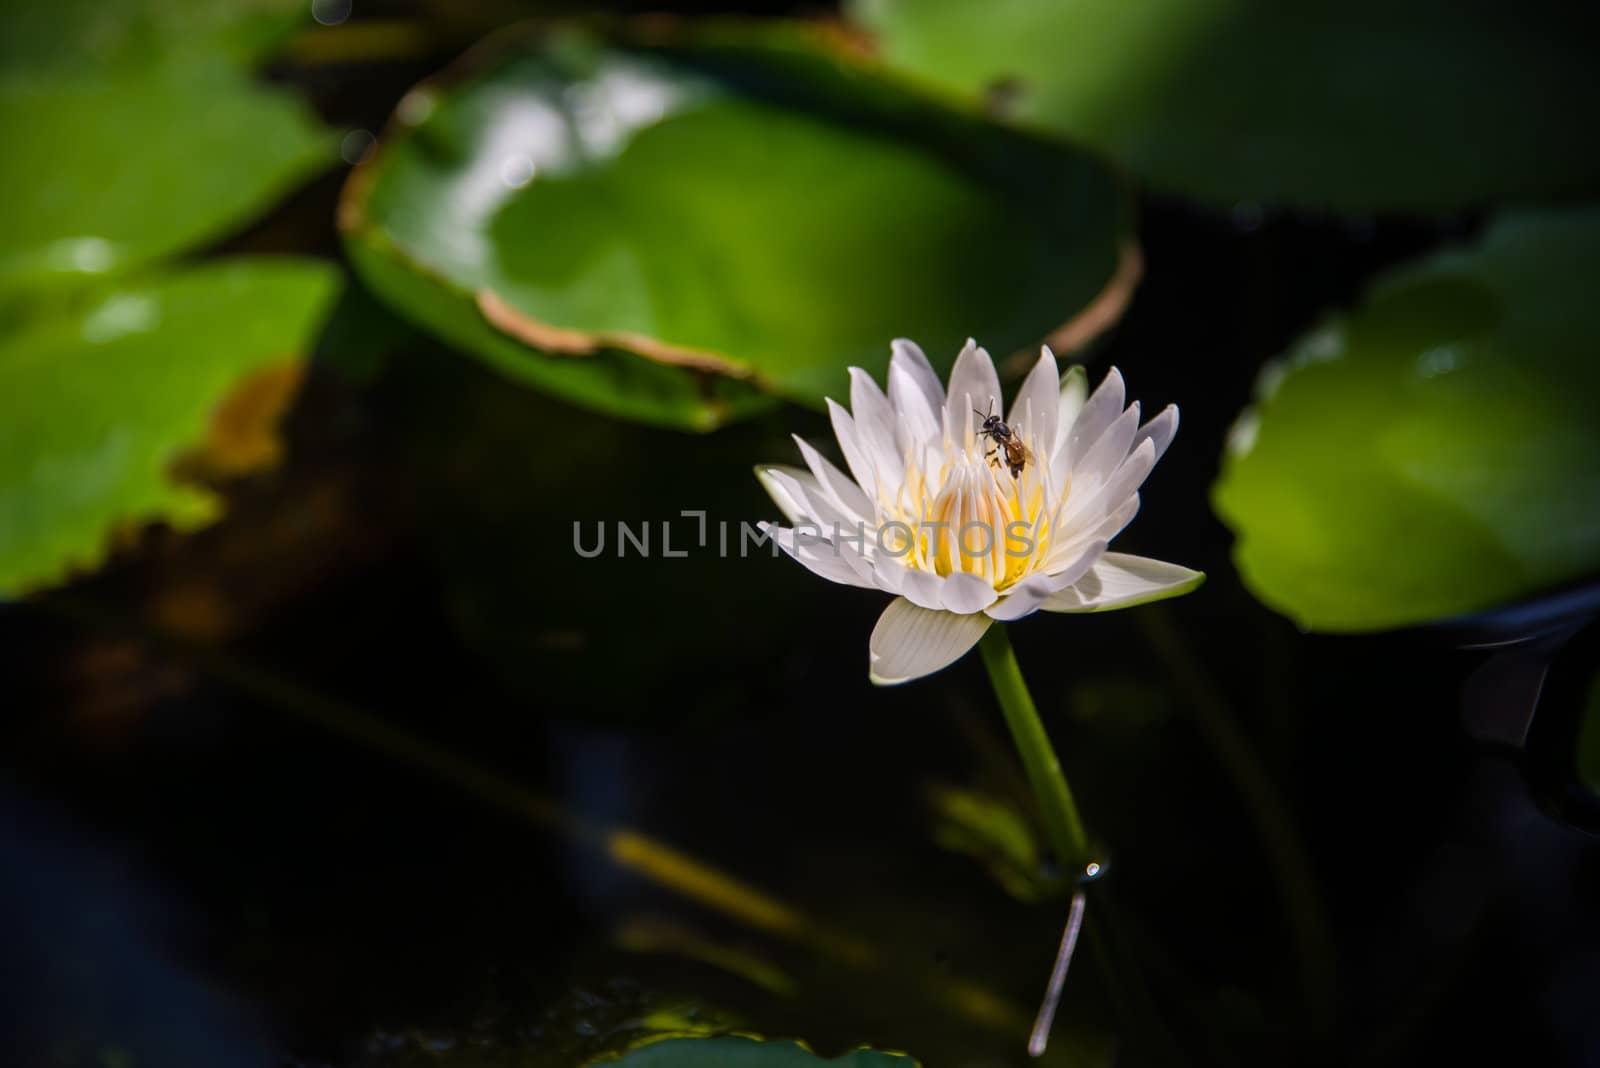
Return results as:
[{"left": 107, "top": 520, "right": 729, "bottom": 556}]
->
[
  {"left": 852, "top": 0, "right": 1600, "bottom": 213},
  {"left": 1212, "top": 208, "right": 1600, "bottom": 632},
  {"left": 344, "top": 233, "right": 780, "bottom": 432},
  {"left": 342, "top": 20, "right": 1131, "bottom": 430},
  {"left": 0, "top": 0, "right": 332, "bottom": 290},
  {"left": 0, "top": 258, "right": 342, "bottom": 597},
  {"left": 0, "top": 0, "right": 308, "bottom": 74},
  {"left": 0, "top": 65, "right": 333, "bottom": 289},
  {"left": 589, "top": 1035, "right": 917, "bottom": 1067}
]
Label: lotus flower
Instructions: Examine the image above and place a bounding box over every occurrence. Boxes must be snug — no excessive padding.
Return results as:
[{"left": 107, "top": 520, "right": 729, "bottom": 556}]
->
[{"left": 758, "top": 339, "right": 1203, "bottom": 684}]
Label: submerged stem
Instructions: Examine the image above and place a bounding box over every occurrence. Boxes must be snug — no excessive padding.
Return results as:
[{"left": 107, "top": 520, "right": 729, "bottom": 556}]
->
[
  {"left": 979, "top": 622, "right": 1099, "bottom": 1059},
  {"left": 1028, "top": 888, "right": 1087, "bottom": 1056},
  {"left": 978, "top": 623, "right": 1090, "bottom": 872}
]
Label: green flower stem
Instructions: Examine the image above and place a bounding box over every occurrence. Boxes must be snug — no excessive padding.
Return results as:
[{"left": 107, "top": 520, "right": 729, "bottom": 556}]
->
[
  {"left": 979, "top": 624, "right": 1187, "bottom": 1060},
  {"left": 978, "top": 623, "right": 1090, "bottom": 873}
]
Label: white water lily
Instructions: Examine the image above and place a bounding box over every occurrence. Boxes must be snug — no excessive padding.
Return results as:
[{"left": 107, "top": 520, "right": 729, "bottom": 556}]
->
[{"left": 758, "top": 339, "right": 1203, "bottom": 685}]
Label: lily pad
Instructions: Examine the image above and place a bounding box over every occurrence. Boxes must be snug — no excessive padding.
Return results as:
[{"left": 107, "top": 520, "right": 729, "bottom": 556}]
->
[
  {"left": 1212, "top": 208, "right": 1600, "bottom": 632},
  {"left": 0, "top": 258, "right": 342, "bottom": 596},
  {"left": 0, "top": 0, "right": 331, "bottom": 289},
  {"left": 589, "top": 1034, "right": 916, "bottom": 1067},
  {"left": 341, "top": 20, "right": 1131, "bottom": 430},
  {"left": 0, "top": 0, "right": 307, "bottom": 74},
  {"left": 852, "top": 0, "right": 1600, "bottom": 213}
]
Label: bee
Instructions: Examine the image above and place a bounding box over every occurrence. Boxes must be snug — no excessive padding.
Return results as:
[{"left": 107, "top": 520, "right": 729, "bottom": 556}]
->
[{"left": 975, "top": 401, "right": 1030, "bottom": 478}]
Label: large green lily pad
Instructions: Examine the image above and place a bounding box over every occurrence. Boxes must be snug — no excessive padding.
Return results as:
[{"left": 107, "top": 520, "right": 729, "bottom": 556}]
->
[
  {"left": 0, "top": 0, "right": 331, "bottom": 289},
  {"left": 0, "top": 0, "right": 306, "bottom": 73},
  {"left": 0, "top": 258, "right": 341, "bottom": 596},
  {"left": 0, "top": 67, "right": 333, "bottom": 288},
  {"left": 589, "top": 1035, "right": 916, "bottom": 1067},
  {"left": 851, "top": 0, "right": 1600, "bottom": 214},
  {"left": 1212, "top": 208, "right": 1600, "bottom": 631},
  {"left": 342, "top": 20, "right": 1131, "bottom": 430}
]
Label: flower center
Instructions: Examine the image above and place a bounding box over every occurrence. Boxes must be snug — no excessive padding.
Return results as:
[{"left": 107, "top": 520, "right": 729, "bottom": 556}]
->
[{"left": 880, "top": 431, "right": 1062, "bottom": 590}]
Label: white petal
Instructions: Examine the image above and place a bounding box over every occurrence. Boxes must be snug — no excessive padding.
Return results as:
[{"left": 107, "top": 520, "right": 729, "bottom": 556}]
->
[
  {"left": 1050, "top": 363, "right": 1089, "bottom": 491},
  {"left": 756, "top": 465, "right": 811, "bottom": 525},
  {"left": 985, "top": 540, "right": 1105, "bottom": 620},
  {"left": 1134, "top": 403, "right": 1179, "bottom": 466},
  {"left": 889, "top": 360, "right": 941, "bottom": 449},
  {"left": 868, "top": 548, "right": 908, "bottom": 595},
  {"left": 1067, "top": 366, "right": 1125, "bottom": 468},
  {"left": 890, "top": 338, "right": 945, "bottom": 411},
  {"left": 1074, "top": 401, "right": 1140, "bottom": 492},
  {"left": 761, "top": 522, "right": 878, "bottom": 591},
  {"left": 764, "top": 466, "right": 854, "bottom": 532},
  {"left": 793, "top": 434, "right": 874, "bottom": 521},
  {"left": 1086, "top": 493, "right": 1141, "bottom": 545},
  {"left": 940, "top": 571, "right": 999, "bottom": 614},
  {"left": 827, "top": 398, "right": 880, "bottom": 499},
  {"left": 1041, "top": 552, "right": 1205, "bottom": 613},
  {"left": 839, "top": 545, "right": 880, "bottom": 587},
  {"left": 1058, "top": 361, "right": 1088, "bottom": 432},
  {"left": 897, "top": 567, "right": 947, "bottom": 611},
  {"left": 761, "top": 471, "right": 881, "bottom": 590},
  {"left": 869, "top": 598, "right": 993, "bottom": 686},
  {"left": 1041, "top": 495, "right": 1137, "bottom": 573},
  {"left": 1064, "top": 437, "right": 1155, "bottom": 527},
  {"left": 1008, "top": 346, "right": 1060, "bottom": 460},
  {"left": 944, "top": 338, "right": 1002, "bottom": 439},
  {"left": 849, "top": 367, "right": 904, "bottom": 499}
]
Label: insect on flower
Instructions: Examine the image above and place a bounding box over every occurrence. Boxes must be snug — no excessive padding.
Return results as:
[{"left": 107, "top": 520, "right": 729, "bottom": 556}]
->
[
  {"left": 756, "top": 338, "right": 1204, "bottom": 685},
  {"left": 975, "top": 400, "right": 1030, "bottom": 478}
]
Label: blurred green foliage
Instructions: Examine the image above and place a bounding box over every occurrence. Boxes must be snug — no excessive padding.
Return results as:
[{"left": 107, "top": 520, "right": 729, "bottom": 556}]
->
[
  {"left": 852, "top": 0, "right": 1600, "bottom": 213},
  {"left": 1212, "top": 208, "right": 1600, "bottom": 631},
  {"left": 0, "top": 0, "right": 331, "bottom": 289},
  {"left": 343, "top": 21, "right": 1130, "bottom": 430},
  {"left": 0, "top": 259, "right": 341, "bottom": 596},
  {"left": 927, "top": 785, "right": 1049, "bottom": 902},
  {"left": 0, "top": 0, "right": 306, "bottom": 71},
  {"left": 0, "top": 0, "right": 339, "bottom": 595}
]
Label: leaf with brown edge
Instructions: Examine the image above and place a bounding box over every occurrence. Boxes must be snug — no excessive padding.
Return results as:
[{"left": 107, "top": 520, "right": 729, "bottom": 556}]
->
[
  {"left": 0, "top": 258, "right": 341, "bottom": 597},
  {"left": 175, "top": 359, "right": 308, "bottom": 480},
  {"left": 342, "top": 19, "right": 1132, "bottom": 430}
]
